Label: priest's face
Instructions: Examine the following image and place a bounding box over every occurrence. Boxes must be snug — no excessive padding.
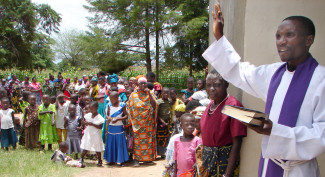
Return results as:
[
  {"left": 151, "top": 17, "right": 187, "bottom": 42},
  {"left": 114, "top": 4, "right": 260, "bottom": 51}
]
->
[{"left": 276, "top": 20, "right": 313, "bottom": 66}]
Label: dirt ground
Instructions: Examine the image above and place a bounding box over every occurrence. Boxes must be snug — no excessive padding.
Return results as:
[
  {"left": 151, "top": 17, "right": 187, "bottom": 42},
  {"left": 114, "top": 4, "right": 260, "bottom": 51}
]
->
[
  {"left": 16, "top": 113, "right": 166, "bottom": 177},
  {"left": 73, "top": 158, "right": 166, "bottom": 177}
]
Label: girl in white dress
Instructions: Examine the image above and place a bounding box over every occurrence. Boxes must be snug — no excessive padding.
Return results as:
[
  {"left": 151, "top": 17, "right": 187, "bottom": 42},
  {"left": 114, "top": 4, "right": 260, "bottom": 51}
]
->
[{"left": 80, "top": 101, "right": 105, "bottom": 166}]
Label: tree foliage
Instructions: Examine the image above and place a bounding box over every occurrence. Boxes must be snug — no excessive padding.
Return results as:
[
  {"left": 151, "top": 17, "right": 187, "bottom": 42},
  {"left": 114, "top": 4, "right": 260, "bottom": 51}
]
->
[{"left": 0, "top": 0, "right": 61, "bottom": 70}]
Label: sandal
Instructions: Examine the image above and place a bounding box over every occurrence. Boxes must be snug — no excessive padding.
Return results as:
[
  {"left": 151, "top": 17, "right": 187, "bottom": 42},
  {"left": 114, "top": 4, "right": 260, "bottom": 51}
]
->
[
  {"left": 133, "top": 160, "right": 140, "bottom": 167},
  {"left": 97, "top": 160, "right": 103, "bottom": 167}
]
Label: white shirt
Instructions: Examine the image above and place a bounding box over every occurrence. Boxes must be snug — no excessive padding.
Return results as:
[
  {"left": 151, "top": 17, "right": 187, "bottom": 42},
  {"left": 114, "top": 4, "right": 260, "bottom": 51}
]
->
[
  {"left": 202, "top": 36, "right": 325, "bottom": 177},
  {"left": 56, "top": 101, "right": 70, "bottom": 129},
  {"left": 0, "top": 109, "right": 14, "bottom": 129}
]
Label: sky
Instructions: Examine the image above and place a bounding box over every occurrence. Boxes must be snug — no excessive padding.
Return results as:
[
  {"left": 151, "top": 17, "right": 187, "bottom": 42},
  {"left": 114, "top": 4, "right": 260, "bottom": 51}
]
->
[{"left": 32, "top": 0, "right": 91, "bottom": 33}]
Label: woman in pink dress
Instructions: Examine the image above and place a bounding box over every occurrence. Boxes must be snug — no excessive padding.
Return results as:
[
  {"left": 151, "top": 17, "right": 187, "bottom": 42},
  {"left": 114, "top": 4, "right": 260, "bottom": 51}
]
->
[{"left": 29, "top": 77, "right": 42, "bottom": 105}]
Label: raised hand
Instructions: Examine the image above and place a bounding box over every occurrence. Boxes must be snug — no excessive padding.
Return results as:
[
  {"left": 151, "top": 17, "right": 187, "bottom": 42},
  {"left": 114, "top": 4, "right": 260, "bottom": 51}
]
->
[{"left": 212, "top": 2, "right": 224, "bottom": 40}]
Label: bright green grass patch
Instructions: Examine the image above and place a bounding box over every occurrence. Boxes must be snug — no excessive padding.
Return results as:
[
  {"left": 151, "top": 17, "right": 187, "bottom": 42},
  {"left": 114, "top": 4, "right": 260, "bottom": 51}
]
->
[{"left": 0, "top": 147, "right": 85, "bottom": 177}]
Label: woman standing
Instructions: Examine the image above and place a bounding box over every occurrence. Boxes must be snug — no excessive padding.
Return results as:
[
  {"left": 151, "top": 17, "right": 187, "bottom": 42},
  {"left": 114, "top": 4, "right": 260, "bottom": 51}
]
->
[
  {"left": 63, "top": 78, "right": 74, "bottom": 100},
  {"left": 29, "top": 77, "right": 42, "bottom": 105},
  {"left": 21, "top": 76, "right": 31, "bottom": 92},
  {"left": 5, "top": 75, "right": 21, "bottom": 112},
  {"left": 127, "top": 77, "right": 157, "bottom": 166}
]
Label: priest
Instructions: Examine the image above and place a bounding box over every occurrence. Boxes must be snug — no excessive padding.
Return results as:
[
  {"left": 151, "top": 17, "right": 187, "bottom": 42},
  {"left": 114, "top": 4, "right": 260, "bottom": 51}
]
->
[{"left": 202, "top": 2, "right": 325, "bottom": 177}]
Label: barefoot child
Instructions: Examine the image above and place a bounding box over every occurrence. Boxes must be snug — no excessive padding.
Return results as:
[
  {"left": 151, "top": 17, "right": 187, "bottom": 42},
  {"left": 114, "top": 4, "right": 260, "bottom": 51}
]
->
[
  {"left": 0, "top": 97, "right": 18, "bottom": 150},
  {"left": 23, "top": 95, "right": 40, "bottom": 149},
  {"left": 173, "top": 113, "right": 202, "bottom": 177},
  {"left": 38, "top": 94, "right": 59, "bottom": 150},
  {"left": 157, "top": 87, "right": 171, "bottom": 158},
  {"left": 51, "top": 142, "right": 84, "bottom": 168},
  {"left": 80, "top": 101, "right": 105, "bottom": 166},
  {"left": 56, "top": 94, "right": 70, "bottom": 144},
  {"left": 103, "top": 91, "right": 129, "bottom": 165},
  {"left": 64, "top": 104, "right": 82, "bottom": 159}
]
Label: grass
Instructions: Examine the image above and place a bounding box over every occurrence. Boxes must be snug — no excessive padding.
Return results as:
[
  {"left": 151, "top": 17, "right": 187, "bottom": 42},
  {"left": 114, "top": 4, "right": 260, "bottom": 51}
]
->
[{"left": 0, "top": 145, "right": 85, "bottom": 177}]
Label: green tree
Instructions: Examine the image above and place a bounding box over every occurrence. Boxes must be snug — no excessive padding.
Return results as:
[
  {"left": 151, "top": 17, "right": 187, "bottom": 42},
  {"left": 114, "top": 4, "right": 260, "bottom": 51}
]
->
[
  {"left": 0, "top": 0, "right": 61, "bottom": 70},
  {"left": 169, "top": 0, "right": 209, "bottom": 76},
  {"left": 53, "top": 30, "right": 87, "bottom": 69}
]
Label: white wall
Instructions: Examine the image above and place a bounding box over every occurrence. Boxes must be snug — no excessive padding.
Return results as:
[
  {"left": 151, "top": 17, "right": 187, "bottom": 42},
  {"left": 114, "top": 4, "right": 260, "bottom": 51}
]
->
[{"left": 208, "top": 0, "right": 325, "bottom": 176}]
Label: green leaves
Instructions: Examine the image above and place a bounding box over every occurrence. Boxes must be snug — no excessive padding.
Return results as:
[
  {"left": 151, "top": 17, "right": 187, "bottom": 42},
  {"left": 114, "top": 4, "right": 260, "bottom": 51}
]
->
[{"left": 0, "top": 0, "right": 61, "bottom": 70}]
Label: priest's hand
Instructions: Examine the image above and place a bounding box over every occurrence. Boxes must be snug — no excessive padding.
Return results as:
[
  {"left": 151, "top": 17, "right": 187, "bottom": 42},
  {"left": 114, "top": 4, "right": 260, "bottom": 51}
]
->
[
  {"left": 212, "top": 2, "right": 224, "bottom": 40},
  {"left": 244, "top": 119, "right": 273, "bottom": 136}
]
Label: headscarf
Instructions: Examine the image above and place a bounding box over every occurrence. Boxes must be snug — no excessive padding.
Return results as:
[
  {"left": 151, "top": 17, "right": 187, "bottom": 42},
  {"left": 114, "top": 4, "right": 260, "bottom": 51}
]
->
[
  {"left": 109, "top": 73, "right": 118, "bottom": 83},
  {"left": 135, "top": 75, "right": 145, "bottom": 81},
  {"left": 175, "top": 104, "right": 186, "bottom": 113},
  {"left": 137, "top": 77, "right": 147, "bottom": 84},
  {"left": 91, "top": 76, "right": 98, "bottom": 82}
]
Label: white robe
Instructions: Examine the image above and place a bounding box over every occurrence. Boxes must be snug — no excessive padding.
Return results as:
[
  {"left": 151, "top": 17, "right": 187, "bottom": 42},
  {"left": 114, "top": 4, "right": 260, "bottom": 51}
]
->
[{"left": 202, "top": 36, "right": 325, "bottom": 177}]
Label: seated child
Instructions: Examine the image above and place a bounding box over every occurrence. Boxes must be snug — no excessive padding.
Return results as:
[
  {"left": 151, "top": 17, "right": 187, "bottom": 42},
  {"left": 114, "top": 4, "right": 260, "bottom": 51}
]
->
[
  {"left": 51, "top": 142, "right": 84, "bottom": 168},
  {"left": 174, "top": 113, "right": 202, "bottom": 177}
]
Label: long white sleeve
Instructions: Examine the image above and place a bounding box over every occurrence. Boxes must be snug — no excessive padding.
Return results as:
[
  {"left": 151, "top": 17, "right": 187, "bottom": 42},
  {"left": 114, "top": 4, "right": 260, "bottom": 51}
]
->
[{"left": 202, "top": 36, "right": 282, "bottom": 101}]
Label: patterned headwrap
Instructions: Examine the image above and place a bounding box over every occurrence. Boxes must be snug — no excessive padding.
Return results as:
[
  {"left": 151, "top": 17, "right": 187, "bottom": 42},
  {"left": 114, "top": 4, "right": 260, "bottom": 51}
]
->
[
  {"left": 137, "top": 77, "right": 147, "bottom": 84},
  {"left": 175, "top": 104, "right": 186, "bottom": 113},
  {"left": 91, "top": 76, "right": 98, "bottom": 82},
  {"left": 109, "top": 73, "right": 118, "bottom": 83},
  {"left": 135, "top": 75, "right": 145, "bottom": 81}
]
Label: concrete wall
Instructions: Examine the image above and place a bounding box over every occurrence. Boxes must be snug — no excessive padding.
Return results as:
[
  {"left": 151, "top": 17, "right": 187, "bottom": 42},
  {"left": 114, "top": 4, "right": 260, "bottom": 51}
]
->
[{"left": 208, "top": 0, "right": 325, "bottom": 176}]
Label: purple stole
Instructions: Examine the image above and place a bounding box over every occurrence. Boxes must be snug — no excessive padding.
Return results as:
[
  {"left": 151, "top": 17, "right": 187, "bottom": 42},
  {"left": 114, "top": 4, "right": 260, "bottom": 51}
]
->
[{"left": 258, "top": 54, "right": 318, "bottom": 177}]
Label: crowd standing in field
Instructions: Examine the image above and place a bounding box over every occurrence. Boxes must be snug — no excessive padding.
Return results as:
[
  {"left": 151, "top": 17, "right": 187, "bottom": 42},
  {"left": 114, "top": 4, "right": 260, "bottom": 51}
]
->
[{"left": 0, "top": 68, "right": 247, "bottom": 177}]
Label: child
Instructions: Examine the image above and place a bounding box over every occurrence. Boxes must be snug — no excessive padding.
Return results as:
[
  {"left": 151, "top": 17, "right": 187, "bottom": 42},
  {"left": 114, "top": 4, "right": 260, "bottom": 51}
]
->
[
  {"left": 50, "top": 95, "right": 56, "bottom": 105},
  {"left": 189, "top": 79, "right": 208, "bottom": 102},
  {"left": 173, "top": 113, "right": 202, "bottom": 177},
  {"left": 181, "top": 77, "right": 196, "bottom": 104},
  {"left": 23, "top": 94, "right": 40, "bottom": 149},
  {"left": 103, "top": 91, "right": 129, "bottom": 165},
  {"left": 19, "top": 90, "right": 30, "bottom": 115},
  {"left": 51, "top": 142, "right": 84, "bottom": 168},
  {"left": 38, "top": 94, "right": 59, "bottom": 150},
  {"left": 0, "top": 97, "right": 18, "bottom": 150},
  {"left": 169, "top": 88, "right": 184, "bottom": 133},
  {"left": 56, "top": 94, "right": 70, "bottom": 144},
  {"left": 64, "top": 104, "right": 82, "bottom": 159},
  {"left": 80, "top": 101, "right": 105, "bottom": 167},
  {"left": 157, "top": 87, "right": 171, "bottom": 158},
  {"left": 70, "top": 94, "right": 82, "bottom": 118}
]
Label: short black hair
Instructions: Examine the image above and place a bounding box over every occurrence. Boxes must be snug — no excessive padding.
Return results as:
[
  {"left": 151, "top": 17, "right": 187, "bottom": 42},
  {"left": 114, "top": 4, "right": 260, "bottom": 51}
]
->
[
  {"left": 98, "top": 76, "right": 105, "bottom": 81},
  {"left": 187, "top": 76, "right": 194, "bottom": 82},
  {"left": 206, "top": 70, "right": 229, "bottom": 87},
  {"left": 197, "top": 78, "right": 206, "bottom": 86},
  {"left": 59, "top": 142, "right": 68, "bottom": 149},
  {"left": 283, "top": 16, "right": 315, "bottom": 36},
  {"left": 89, "top": 101, "right": 98, "bottom": 108},
  {"left": 170, "top": 87, "right": 177, "bottom": 93},
  {"left": 147, "top": 82, "right": 154, "bottom": 90},
  {"left": 25, "top": 76, "right": 29, "bottom": 80},
  {"left": 110, "top": 87, "right": 118, "bottom": 92},
  {"left": 146, "top": 72, "right": 155, "bottom": 79},
  {"left": 185, "top": 100, "right": 202, "bottom": 112},
  {"left": 180, "top": 113, "right": 195, "bottom": 123},
  {"left": 98, "top": 71, "right": 105, "bottom": 76}
]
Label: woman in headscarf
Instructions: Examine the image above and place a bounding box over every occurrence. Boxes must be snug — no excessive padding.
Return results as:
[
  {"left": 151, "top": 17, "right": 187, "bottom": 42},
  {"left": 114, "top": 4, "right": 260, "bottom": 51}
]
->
[
  {"left": 127, "top": 76, "right": 157, "bottom": 166},
  {"left": 89, "top": 77, "right": 99, "bottom": 101},
  {"left": 29, "top": 77, "right": 42, "bottom": 105}
]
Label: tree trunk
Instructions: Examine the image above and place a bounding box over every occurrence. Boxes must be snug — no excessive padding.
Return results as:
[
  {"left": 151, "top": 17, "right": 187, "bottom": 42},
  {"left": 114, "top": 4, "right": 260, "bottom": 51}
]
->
[
  {"left": 155, "top": 2, "right": 160, "bottom": 81},
  {"left": 189, "top": 40, "right": 193, "bottom": 76},
  {"left": 145, "top": 7, "right": 151, "bottom": 72}
]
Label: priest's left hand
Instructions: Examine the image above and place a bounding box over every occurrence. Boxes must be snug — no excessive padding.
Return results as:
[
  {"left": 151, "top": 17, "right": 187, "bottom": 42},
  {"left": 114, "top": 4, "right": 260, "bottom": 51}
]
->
[{"left": 244, "top": 119, "right": 273, "bottom": 136}]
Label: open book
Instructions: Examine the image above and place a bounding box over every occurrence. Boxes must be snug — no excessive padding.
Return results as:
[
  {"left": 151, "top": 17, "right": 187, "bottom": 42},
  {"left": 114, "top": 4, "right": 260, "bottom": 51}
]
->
[{"left": 221, "top": 105, "right": 267, "bottom": 126}]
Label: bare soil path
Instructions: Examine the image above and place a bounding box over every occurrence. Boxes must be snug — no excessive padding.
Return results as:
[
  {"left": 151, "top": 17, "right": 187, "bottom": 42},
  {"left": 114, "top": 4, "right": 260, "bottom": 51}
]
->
[{"left": 73, "top": 158, "right": 166, "bottom": 177}]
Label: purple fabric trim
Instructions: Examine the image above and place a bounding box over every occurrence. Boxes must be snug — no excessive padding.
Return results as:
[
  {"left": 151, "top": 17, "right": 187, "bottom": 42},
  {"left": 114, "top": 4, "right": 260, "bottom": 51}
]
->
[{"left": 258, "top": 54, "right": 318, "bottom": 177}]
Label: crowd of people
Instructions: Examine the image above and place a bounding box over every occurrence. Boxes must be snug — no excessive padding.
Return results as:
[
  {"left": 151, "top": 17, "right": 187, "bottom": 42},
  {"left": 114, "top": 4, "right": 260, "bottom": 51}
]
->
[
  {"left": 1, "top": 67, "right": 247, "bottom": 176},
  {"left": 1, "top": 2, "right": 324, "bottom": 177}
]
